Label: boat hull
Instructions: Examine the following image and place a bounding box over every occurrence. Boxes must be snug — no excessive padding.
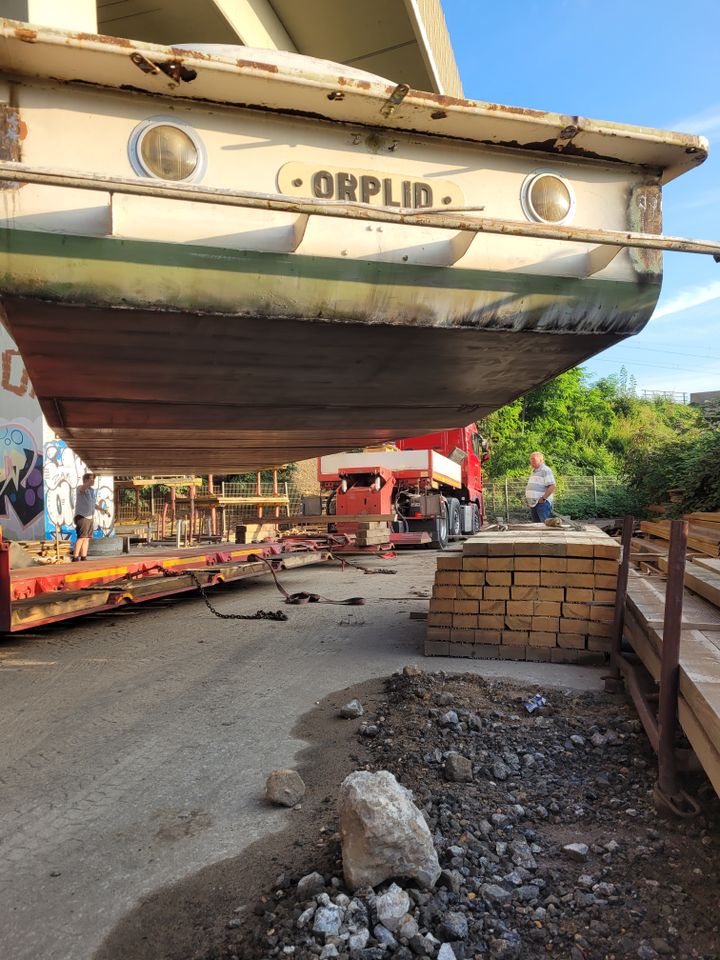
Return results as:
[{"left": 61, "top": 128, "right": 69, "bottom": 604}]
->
[{"left": 0, "top": 228, "right": 658, "bottom": 472}]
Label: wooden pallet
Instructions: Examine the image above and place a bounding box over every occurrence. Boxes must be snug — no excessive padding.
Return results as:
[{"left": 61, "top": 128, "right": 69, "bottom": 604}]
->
[{"left": 640, "top": 519, "right": 720, "bottom": 557}]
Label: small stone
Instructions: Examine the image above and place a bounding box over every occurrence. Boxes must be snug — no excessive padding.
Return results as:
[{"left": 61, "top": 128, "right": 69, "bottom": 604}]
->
[
  {"left": 637, "top": 944, "right": 658, "bottom": 960},
  {"left": 570, "top": 734, "right": 585, "bottom": 747},
  {"left": 340, "top": 699, "right": 365, "bottom": 719},
  {"left": 604, "top": 839, "right": 620, "bottom": 854},
  {"left": 437, "top": 946, "right": 457, "bottom": 960},
  {"left": 403, "top": 665, "right": 423, "bottom": 676},
  {"left": 489, "top": 935, "right": 522, "bottom": 960},
  {"left": 439, "top": 710, "right": 459, "bottom": 727},
  {"left": 373, "top": 924, "right": 398, "bottom": 949},
  {"left": 562, "top": 843, "right": 589, "bottom": 862},
  {"left": 226, "top": 919, "right": 242, "bottom": 929},
  {"left": 313, "top": 904, "right": 343, "bottom": 936},
  {"left": 265, "top": 769, "right": 306, "bottom": 807},
  {"left": 297, "top": 872, "right": 325, "bottom": 899},
  {"left": 444, "top": 753, "right": 473, "bottom": 783},
  {"left": 398, "top": 914, "right": 420, "bottom": 940},
  {"left": 480, "top": 883, "right": 511, "bottom": 904},
  {"left": 517, "top": 884, "right": 539, "bottom": 902},
  {"left": 375, "top": 883, "right": 411, "bottom": 931},
  {"left": 362, "top": 724, "right": 380, "bottom": 738},
  {"left": 349, "top": 928, "right": 370, "bottom": 951},
  {"left": 590, "top": 732, "right": 607, "bottom": 748},
  {"left": 320, "top": 946, "right": 339, "bottom": 960},
  {"left": 438, "top": 869, "right": 463, "bottom": 893},
  {"left": 493, "top": 760, "right": 510, "bottom": 781},
  {"left": 509, "top": 839, "right": 536, "bottom": 870},
  {"left": 438, "top": 911, "right": 468, "bottom": 940}
]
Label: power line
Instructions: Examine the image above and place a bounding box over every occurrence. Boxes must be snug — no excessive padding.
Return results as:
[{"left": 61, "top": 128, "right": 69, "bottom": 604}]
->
[
  {"left": 613, "top": 344, "right": 720, "bottom": 362},
  {"left": 587, "top": 356, "right": 707, "bottom": 373}
]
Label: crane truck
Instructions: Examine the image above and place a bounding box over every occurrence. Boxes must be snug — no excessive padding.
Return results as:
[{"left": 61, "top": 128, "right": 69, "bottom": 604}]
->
[{"left": 317, "top": 424, "right": 490, "bottom": 550}]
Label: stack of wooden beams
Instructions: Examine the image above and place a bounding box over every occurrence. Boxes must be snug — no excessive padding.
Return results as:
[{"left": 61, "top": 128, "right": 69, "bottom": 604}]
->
[
  {"left": 354, "top": 521, "right": 391, "bottom": 548},
  {"left": 15, "top": 538, "right": 71, "bottom": 560},
  {"left": 624, "top": 571, "right": 720, "bottom": 798},
  {"left": 425, "top": 525, "right": 618, "bottom": 663},
  {"left": 640, "top": 516, "right": 720, "bottom": 557}
]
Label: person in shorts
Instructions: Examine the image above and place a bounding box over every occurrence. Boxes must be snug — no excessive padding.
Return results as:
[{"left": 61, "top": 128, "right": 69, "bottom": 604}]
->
[{"left": 72, "top": 473, "right": 109, "bottom": 561}]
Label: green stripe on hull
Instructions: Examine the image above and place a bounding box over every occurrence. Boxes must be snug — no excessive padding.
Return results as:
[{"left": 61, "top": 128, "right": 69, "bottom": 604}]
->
[{"left": 0, "top": 227, "right": 660, "bottom": 336}]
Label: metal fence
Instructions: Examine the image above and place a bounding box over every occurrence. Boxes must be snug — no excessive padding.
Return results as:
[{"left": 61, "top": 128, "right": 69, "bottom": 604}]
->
[{"left": 483, "top": 475, "right": 631, "bottom": 521}]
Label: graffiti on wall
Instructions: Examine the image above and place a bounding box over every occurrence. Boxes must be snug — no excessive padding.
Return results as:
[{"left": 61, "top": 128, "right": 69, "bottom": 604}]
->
[
  {"left": 2, "top": 347, "right": 35, "bottom": 400},
  {"left": 44, "top": 439, "right": 114, "bottom": 540},
  {"left": 0, "top": 419, "right": 44, "bottom": 533}
]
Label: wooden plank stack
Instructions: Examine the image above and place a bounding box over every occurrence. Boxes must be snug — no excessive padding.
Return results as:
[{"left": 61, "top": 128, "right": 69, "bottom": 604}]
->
[
  {"left": 354, "top": 521, "right": 391, "bottom": 548},
  {"left": 426, "top": 525, "right": 618, "bottom": 663},
  {"left": 640, "top": 515, "right": 720, "bottom": 557}
]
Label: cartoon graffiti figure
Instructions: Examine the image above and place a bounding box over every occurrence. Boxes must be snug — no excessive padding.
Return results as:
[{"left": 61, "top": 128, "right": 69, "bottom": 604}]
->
[
  {"left": 0, "top": 421, "right": 43, "bottom": 527},
  {"left": 44, "top": 439, "right": 114, "bottom": 539}
]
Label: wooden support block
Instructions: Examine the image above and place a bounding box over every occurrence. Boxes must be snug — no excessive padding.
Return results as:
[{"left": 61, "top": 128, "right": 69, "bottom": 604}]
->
[
  {"left": 477, "top": 614, "right": 505, "bottom": 630},
  {"left": 502, "top": 630, "right": 529, "bottom": 645},
  {"left": 485, "top": 586, "right": 511, "bottom": 600},
  {"left": 505, "top": 614, "right": 532, "bottom": 630},
  {"left": 566, "top": 573, "right": 596, "bottom": 587},
  {"left": 428, "top": 612, "right": 452, "bottom": 627},
  {"left": 566, "top": 587, "right": 593, "bottom": 601},
  {"left": 437, "top": 556, "right": 463, "bottom": 570},
  {"left": 514, "top": 557, "right": 541, "bottom": 571},
  {"left": 458, "top": 585, "right": 484, "bottom": 600},
  {"left": 487, "top": 542, "right": 515, "bottom": 556},
  {"left": 511, "top": 585, "right": 540, "bottom": 600},
  {"left": 589, "top": 605, "right": 614, "bottom": 623},
  {"left": 487, "top": 558, "right": 514, "bottom": 571},
  {"left": 528, "top": 631, "right": 557, "bottom": 647},
  {"left": 449, "top": 642, "right": 475, "bottom": 658},
  {"left": 560, "top": 617, "right": 588, "bottom": 633},
  {"left": 475, "top": 629, "right": 502, "bottom": 644},
  {"left": 478, "top": 600, "right": 506, "bottom": 615},
  {"left": 593, "top": 559, "right": 619, "bottom": 575},
  {"left": 595, "top": 574, "right": 618, "bottom": 590},
  {"left": 515, "top": 572, "right": 541, "bottom": 586},
  {"left": 562, "top": 602, "right": 591, "bottom": 619},
  {"left": 453, "top": 614, "right": 478, "bottom": 629},
  {"left": 486, "top": 572, "right": 512, "bottom": 586},
  {"left": 532, "top": 616, "right": 560, "bottom": 632},
  {"left": 567, "top": 558, "right": 594, "bottom": 573},
  {"left": 429, "top": 598, "right": 454, "bottom": 613},
  {"left": 540, "top": 572, "right": 567, "bottom": 587},
  {"left": 536, "top": 542, "right": 567, "bottom": 557},
  {"left": 454, "top": 600, "right": 479, "bottom": 614},
  {"left": 460, "top": 572, "right": 484, "bottom": 585},
  {"left": 593, "top": 589, "right": 617, "bottom": 603},
  {"left": 499, "top": 644, "right": 527, "bottom": 660},
  {"left": 432, "top": 586, "right": 456, "bottom": 599},
  {"left": 427, "top": 626, "right": 451, "bottom": 641},
  {"left": 558, "top": 632, "right": 585, "bottom": 649},
  {"left": 537, "top": 587, "right": 565, "bottom": 601},
  {"left": 436, "top": 572, "right": 460, "bottom": 585},
  {"left": 472, "top": 644, "right": 502, "bottom": 659},
  {"left": 507, "top": 600, "right": 533, "bottom": 615},
  {"left": 450, "top": 628, "right": 476, "bottom": 643},
  {"left": 540, "top": 557, "right": 568, "bottom": 572},
  {"left": 587, "top": 620, "right": 613, "bottom": 638},
  {"left": 534, "top": 601, "right": 561, "bottom": 617},
  {"left": 512, "top": 542, "right": 543, "bottom": 556},
  {"left": 564, "top": 543, "right": 595, "bottom": 558},
  {"left": 525, "top": 645, "right": 552, "bottom": 661},
  {"left": 463, "top": 557, "right": 488, "bottom": 570},
  {"left": 594, "top": 542, "right": 621, "bottom": 559}
]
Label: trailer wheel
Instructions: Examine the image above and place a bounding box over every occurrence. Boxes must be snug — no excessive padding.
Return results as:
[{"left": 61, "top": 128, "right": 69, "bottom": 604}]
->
[
  {"left": 430, "top": 501, "right": 449, "bottom": 550},
  {"left": 447, "top": 498, "right": 461, "bottom": 538},
  {"left": 471, "top": 503, "right": 481, "bottom": 534}
]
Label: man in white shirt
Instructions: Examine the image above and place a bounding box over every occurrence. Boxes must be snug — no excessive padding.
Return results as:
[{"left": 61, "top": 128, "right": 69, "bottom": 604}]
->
[{"left": 525, "top": 452, "right": 556, "bottom": 522}]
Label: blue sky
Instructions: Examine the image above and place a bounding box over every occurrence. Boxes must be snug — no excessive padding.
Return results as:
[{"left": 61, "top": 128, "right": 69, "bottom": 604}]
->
[{"left": 443, "top": 0, "right": 720, "bottom": 396}]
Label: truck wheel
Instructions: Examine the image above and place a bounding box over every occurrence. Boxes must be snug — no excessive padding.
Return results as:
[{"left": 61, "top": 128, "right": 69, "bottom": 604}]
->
[
  {"left": 471, "top": 503, "right": 481, "bottom": 534},
  {"left": 447, "top": 498, "right": 461, "bottom": 538},
  {"left": 431, "top": 502, "right": 449, "bottom": 550}
]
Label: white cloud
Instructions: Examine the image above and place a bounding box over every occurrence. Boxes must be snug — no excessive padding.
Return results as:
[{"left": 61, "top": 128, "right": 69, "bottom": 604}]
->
[
  {"left": 671, "top": 103, "right": 720, "bottom": 140},
  {"left": 652, "top": 280, "right": 720, "bottom": 320}
]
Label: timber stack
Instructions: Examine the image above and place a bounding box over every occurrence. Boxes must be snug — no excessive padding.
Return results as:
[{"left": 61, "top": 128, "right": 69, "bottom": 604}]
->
[
  {"left": 354, "top": 521, "right": 391, "bottom": 548},
  {"left": 425, "top": 525, "right": 619, "bottom": 662},
  {"left": 640, "top": 514, "right": 720, "bottom": 557}
]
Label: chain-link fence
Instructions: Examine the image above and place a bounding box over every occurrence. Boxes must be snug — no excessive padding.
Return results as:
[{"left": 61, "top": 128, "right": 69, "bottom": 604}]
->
[{"left": 483, "top": 475, "right": 640, "bottom": 521}]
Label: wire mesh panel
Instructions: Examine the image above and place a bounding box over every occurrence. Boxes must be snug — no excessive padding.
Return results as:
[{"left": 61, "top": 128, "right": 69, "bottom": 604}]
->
[{"left": 483, "top": 475, "right": 635, "bottom": 521}]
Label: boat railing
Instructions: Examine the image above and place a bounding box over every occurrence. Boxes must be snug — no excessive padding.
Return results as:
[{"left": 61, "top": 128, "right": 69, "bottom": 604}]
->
[{"left": 0, "top": 161, "right": 719, "bottom": 263}]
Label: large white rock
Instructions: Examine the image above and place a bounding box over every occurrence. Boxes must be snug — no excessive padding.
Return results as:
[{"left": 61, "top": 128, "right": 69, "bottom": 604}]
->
[{"left": 338, "top": 770, "right": 441, "bottom": 890}]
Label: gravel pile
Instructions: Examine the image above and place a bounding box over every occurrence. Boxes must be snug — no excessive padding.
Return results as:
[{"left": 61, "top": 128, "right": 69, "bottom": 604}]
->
[{"left": 217, "top": 673, "right": 720, "bottom": 960}]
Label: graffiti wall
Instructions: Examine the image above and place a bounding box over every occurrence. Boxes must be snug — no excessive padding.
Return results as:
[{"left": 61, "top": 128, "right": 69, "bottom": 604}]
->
[
  {"left": 1, "top": 329, "right": 45, "bottom": 538},
  {"left": 43, "top": 439, "right": 114, "bottom": 541}
]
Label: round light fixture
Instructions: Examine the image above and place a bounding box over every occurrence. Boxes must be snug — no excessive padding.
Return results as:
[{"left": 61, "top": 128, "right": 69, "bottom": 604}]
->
[
  {"left": 129, "top": 118, "right": 206, "bottom": 182},
  {"left": 521, "top": 171, "right": 575, "bottom": 224}
]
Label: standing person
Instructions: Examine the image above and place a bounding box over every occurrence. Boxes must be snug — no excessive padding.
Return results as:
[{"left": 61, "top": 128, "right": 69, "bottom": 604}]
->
[
  {"left": 525, "top": 452, "right": 556, "bottom": 522},
  {"left": 72, "top": 473, "right": 108, "bottom": 561}
]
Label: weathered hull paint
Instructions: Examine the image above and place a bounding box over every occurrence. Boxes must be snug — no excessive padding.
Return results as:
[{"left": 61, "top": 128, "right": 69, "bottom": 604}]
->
[{"left": 0, "top": 227, "right": 659, "bottom": 473}]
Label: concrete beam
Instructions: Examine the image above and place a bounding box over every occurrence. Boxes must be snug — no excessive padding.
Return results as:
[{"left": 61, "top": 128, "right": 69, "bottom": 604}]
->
[{"left": 0, "top": 0, "right": 97, "bottom": 31}]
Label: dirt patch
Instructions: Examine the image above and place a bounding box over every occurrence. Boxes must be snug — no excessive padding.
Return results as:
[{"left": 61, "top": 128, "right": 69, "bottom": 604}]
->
[{"left": 97, "top": 672, "right": 720, "bottom": 960}]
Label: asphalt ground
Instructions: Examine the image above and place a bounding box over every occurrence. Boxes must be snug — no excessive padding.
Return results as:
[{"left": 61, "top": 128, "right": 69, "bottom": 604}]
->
[{"left": 0, "top": 549, "right": 603, "bottom": 960}]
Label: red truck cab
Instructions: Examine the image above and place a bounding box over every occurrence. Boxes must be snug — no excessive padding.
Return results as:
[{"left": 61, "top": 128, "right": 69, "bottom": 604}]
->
[{"left": 396, "top": 422, "right": 489, "bottom": 513}]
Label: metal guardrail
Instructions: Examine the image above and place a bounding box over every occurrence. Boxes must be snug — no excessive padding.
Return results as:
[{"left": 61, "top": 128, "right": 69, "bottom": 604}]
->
[{"left": 1, "top": 161, "right": 720, "bottom": 259}]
